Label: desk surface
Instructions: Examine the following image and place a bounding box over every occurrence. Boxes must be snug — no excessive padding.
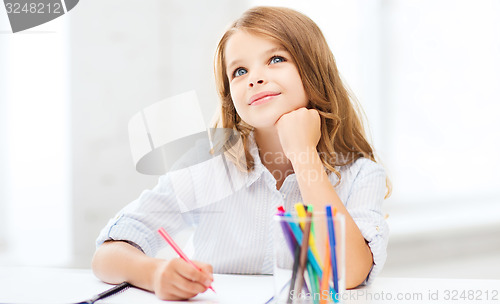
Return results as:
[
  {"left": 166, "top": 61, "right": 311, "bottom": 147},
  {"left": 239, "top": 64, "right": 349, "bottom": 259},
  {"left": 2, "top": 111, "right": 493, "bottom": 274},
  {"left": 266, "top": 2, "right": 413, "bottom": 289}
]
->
[{"left": 1, "top": 267, "right": 499, "bottom": 304}]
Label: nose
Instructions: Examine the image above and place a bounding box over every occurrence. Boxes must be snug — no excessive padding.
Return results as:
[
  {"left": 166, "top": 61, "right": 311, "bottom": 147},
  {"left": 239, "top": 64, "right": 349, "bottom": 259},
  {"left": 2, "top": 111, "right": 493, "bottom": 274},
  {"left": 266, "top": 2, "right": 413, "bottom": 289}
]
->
[
  {"left": 249, "top": 79, "right": 264, "bottom": 87},
  {"left": 249, "top": 71, "right": 265, "bottom": 88}
]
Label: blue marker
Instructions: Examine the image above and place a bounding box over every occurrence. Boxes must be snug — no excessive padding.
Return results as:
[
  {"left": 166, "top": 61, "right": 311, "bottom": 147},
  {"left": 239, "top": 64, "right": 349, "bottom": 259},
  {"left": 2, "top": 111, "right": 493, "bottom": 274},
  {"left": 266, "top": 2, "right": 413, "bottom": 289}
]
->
[{"left": 326, "top": 206, "right": 339, "bottom": 297}]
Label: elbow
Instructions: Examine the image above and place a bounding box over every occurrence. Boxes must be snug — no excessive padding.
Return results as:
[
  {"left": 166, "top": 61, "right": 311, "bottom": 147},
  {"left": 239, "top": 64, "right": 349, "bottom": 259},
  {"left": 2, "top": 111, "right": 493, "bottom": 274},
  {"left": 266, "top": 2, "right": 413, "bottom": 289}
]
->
[
  {"left": 345, "top": 271, "right": 369, "bottom": 289},
  {"left": 91, "top": 243, "right": 115, "bottom": 283},
  {"left": 345, "top": 264, "right": 371, "bottom": 289},
  {"left": 345, "top": 245, "right": 373, "bottom": 289},
  {"left": 91, "top": 246, "right": 104, "bottom": 280}
]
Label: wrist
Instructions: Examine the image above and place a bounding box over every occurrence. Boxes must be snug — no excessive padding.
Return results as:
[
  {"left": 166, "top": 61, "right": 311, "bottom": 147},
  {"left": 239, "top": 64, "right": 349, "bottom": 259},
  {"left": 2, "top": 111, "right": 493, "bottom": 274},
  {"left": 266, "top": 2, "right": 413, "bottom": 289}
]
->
[
  {"left": 144, "top": 257, "right": 166, "bottom": 293},
  {"left": 287, "top": 146, "right": 320, "bottom": 166},
  {"left": 290, "top": 149, "right": 330, "bottom": 186}
]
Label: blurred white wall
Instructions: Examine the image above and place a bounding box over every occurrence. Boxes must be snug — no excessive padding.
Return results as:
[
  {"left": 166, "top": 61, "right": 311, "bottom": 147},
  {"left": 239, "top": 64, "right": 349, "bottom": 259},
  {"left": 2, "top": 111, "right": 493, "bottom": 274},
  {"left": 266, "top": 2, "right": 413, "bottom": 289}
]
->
[
  {"left": 1, "top": 0, "right": 499, "bottom": 278},
  {"left": 379, "top": 0, "right": 500, "bottom": 279},
  {"left": 0, "top": 19, "right": 7, "bottom": 255},
  {"left": 0, "top": 10, "right": 71, "bottom": 266}
]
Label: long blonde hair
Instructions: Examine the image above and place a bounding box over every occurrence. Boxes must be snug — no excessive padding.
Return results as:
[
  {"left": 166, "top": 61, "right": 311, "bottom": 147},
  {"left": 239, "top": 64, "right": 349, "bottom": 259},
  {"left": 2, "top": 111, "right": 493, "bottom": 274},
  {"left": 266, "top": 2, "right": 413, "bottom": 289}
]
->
[{"left": 213, "top": 6, "right": 391, "bottom": 197}]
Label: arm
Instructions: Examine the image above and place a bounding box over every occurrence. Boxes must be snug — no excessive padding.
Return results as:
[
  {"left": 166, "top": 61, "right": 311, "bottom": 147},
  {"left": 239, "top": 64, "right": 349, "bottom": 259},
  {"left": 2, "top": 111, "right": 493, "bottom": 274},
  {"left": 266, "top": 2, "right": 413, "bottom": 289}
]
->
[
  {"left": 92, "top": 240, "right": 213, "bottom": 301},
  {"left": 93, "top": 168, "right": 214, "bottom": 300},
  {"left": 276, "top": 108, "right": 373, "bottom": 288},
  {"left": 290, "top": 151, "right": 373, "bottom": 288}
]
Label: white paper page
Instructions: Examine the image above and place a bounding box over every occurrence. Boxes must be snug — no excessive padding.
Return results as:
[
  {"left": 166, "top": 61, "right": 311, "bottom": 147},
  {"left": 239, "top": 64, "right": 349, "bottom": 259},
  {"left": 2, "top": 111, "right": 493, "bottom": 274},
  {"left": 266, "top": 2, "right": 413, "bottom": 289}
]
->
[
  {"left": 0, "top": 267, "right": 274, "bottom": 304},
  {"left": 107, "top": 274, "right": 274, "bottom": 304}
]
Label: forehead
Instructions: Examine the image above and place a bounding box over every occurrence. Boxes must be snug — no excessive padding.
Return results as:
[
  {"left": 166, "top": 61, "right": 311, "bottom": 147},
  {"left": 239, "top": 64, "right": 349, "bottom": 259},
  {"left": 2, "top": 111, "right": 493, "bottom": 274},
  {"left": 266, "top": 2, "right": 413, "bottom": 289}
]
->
[{"left": 224, "top": 30, "right": 283, "bottom": 65}]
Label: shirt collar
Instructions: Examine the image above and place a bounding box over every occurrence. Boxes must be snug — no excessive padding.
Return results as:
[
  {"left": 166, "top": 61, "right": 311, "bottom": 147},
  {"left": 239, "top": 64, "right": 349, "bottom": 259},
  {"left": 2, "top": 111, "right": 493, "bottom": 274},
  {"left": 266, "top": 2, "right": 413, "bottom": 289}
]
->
[{"left": 243, "top": 131, "right": 343, "bottom": 188}]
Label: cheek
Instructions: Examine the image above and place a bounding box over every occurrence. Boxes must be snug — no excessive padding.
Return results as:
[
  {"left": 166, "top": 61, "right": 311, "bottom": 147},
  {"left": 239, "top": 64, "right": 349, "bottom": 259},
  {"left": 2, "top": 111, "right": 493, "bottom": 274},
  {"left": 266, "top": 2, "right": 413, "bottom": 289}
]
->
[
  {"left": 229, "top": 82, "right": 246, "bottom": 108},
  {"left": 288, "top": 75, "right": 308, "bottom": 105}
]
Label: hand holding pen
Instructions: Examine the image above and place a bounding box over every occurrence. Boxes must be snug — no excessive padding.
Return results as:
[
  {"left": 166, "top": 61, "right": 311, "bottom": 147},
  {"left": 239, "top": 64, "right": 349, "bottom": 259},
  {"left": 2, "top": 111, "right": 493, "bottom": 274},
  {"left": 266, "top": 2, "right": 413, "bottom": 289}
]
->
[{"left": 154, "top": 227, "right": 215, "bottom": 300}]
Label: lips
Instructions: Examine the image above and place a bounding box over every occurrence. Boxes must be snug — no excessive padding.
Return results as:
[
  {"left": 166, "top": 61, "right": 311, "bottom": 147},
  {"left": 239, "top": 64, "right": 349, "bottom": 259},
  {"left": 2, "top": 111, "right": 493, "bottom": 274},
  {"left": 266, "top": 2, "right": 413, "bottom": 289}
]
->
[{"left": 249, "top": 91, "right": 281, "bottom": 105}]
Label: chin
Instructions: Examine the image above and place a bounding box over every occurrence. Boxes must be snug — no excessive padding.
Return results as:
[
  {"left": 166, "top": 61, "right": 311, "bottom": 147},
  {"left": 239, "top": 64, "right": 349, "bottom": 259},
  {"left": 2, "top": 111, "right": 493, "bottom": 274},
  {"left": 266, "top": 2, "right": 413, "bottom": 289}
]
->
[{"left": 244, "top": 113, "right": 283, "bottom": 129}]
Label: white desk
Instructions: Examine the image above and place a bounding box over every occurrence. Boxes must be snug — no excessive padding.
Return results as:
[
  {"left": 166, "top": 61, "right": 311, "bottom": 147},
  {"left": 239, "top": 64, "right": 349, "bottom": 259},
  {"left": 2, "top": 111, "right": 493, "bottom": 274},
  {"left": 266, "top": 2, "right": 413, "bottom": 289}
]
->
[{"left": 1, "top": 267, "right": 499, "bottom": 304}]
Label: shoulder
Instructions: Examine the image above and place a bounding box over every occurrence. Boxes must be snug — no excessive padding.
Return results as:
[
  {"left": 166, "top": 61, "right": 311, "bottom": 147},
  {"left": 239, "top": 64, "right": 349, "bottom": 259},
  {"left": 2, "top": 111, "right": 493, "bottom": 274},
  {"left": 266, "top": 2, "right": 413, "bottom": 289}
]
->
[
  {"left": 342, "top": 157, "right": 386, "bottom": 180},
  {"left": 331, "top": 157, "right": 386, "bottom": 184},
  {"left": 328, "top": 158, "right": 387, "bottom": 201}
]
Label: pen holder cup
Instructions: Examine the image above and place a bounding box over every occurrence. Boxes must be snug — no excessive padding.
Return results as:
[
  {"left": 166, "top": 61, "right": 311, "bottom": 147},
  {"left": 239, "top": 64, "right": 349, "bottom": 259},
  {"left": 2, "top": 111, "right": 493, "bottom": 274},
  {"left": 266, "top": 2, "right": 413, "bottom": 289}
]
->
[{"left": 273, "top": 212, "right": 345, "bottom": 304}]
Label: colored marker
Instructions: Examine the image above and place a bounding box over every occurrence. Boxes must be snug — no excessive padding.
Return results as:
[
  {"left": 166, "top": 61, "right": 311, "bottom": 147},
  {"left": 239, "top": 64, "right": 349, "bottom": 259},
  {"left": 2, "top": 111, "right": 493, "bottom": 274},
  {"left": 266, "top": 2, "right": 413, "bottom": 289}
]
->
[
  {"left": 283, "top": 213, "right": 323, "bottom": 278},
  {"left": 295, "top": 211, "right": 312, "bottom": 295},
  {"left": 326, "top": 206, "right": 339, "bottom": 296},
  {"left": 294, "top": 203, "right": 322, "bottom": 267}
]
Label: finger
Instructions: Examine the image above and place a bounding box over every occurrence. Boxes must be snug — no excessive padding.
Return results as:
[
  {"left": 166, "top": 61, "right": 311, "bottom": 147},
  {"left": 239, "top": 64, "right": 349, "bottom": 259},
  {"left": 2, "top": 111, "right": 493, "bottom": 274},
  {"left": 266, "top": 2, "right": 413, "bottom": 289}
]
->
[
  {"left": 162, "top": 282, "right": 199, "bottom": 300},
  {"left": 156, "top": 283, "right": 194, "bottom": 301},
  {"left": 173, "top": 259, "right": 213, "bottom": 287},
  {"left": 155, "top": 261, "right": 204, "bottom": 301},
  {"left": 193, "top": 261, "right": 214, "bottom": 279},
  {"left": 171, "top": 270, "right": 208, "bottom": 296}
]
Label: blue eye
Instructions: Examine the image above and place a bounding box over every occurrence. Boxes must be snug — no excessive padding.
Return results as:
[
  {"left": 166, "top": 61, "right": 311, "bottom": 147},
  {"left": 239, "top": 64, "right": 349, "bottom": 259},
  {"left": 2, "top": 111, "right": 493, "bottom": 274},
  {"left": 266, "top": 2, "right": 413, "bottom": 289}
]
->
[
  {"left": 270, "top": 56, "right": 285, "bottom": 64},
  {"left": 233, "top": 68, "right": 247, "bottom": 78}
]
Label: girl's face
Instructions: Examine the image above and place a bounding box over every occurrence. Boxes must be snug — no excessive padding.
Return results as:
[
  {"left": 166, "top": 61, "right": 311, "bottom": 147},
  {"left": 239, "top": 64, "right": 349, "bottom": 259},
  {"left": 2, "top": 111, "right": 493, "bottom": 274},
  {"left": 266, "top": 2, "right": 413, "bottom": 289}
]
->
[{"left": 224, "top": 31, "right": 308, "bottom": 129}]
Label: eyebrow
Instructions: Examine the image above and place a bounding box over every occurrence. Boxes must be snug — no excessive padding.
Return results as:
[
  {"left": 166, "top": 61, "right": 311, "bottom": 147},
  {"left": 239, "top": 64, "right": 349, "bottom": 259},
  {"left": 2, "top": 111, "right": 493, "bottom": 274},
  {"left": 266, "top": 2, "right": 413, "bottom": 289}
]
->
[{"left": 226, "top": 46, "right": 288, "bottom": 72}]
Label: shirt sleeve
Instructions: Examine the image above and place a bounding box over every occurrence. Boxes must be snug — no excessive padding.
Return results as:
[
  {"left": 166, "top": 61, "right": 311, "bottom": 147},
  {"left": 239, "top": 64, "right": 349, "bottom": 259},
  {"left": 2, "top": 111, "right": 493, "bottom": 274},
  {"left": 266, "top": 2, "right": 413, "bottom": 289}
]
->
[
  {"left": 344, "top": 158, "right": 389, "bottom": 285},
  {"left": 95, "top": 170, "right": 196, "bottom": 257}
]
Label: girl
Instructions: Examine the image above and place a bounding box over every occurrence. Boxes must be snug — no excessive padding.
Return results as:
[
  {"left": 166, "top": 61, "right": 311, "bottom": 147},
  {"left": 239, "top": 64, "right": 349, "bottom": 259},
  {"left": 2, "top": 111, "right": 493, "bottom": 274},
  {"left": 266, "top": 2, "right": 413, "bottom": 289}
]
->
[{"left": 92, "top": 6, "right": 390, "bottom": 301}]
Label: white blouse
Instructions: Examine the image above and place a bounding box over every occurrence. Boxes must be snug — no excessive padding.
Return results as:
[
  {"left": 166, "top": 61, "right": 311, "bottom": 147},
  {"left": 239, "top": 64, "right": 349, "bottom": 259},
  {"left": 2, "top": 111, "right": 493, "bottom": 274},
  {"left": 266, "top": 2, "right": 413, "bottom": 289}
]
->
[{"left": 96, "top": 133, "right": 389, "bottom": 284}]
